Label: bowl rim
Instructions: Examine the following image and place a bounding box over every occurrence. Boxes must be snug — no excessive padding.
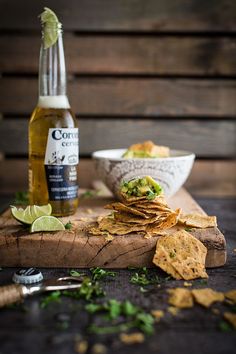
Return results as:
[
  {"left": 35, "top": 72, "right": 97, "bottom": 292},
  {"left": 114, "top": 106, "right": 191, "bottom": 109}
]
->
[{"left": 92, "top": 148, "right": 195, "bottom": 161}]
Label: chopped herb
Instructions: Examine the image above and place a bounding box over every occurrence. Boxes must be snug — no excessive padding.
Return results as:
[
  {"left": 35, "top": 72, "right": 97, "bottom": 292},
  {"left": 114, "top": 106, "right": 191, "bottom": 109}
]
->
[
  {"left": 13, "top": 191, "right": 29, "bottom": 205},
  {"left": 80, "top": 190, "right": 99, "bottom": 199},
  {"left": 89, "top": 322, "right": 134, "bottom": 335},
  {"left": 135, "top": 312, "right": 155, "bottom": 335},
  {"left": 185, "top": 227, "right": 193, "bottom": 232},
  {"left": 90, "top": 267, "right": 116, "bottom": 281},
  {"left": 63, "top": 277, "right": 105, "bottom": 301},
  {"left": 199, "top": 279, "right": 208, "bottom": 285},
  {"left": 41, "top": 291, "right": 61, "bottom": 308},
  {"left": 219, "top": 321, "right": 232, "bottom": 332},
  {"left": 69, "top": 270, "right": 82, "bottom": 277},
  {"left": 65, "top": 221, "right": 73, "bottom": 230},
  {"left": 85, "top": 303, "right": 104, "bottom": 314},
  {"left": 169, "top": 251, "right": 176, "bottom": 258},
  {"left": 86, "top": 299, "right": 154, "bottom": 335},
  {"left": 107, "top": 299, "right": 122, "bottom": 319},
  {"left": 122, "top": 300, "right": 139, "bottom": 316}
]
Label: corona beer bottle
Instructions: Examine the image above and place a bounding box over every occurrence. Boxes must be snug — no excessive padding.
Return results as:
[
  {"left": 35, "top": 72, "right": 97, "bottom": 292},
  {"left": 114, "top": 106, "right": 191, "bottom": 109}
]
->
[{"left": 29, "top": 8, "right": 79, "bottom": 216}]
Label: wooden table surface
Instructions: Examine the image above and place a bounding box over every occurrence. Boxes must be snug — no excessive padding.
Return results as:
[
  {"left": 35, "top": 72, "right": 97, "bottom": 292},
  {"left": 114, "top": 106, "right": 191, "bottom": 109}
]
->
[{"left": 0, "top": 195, "right": 235, "bottom": 354}]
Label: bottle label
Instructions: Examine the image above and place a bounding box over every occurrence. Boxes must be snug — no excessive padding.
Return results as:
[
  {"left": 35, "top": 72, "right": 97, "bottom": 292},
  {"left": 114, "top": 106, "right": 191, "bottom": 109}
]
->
[{"left": 44, "top": 128, "right": 79, "bottom": 201}]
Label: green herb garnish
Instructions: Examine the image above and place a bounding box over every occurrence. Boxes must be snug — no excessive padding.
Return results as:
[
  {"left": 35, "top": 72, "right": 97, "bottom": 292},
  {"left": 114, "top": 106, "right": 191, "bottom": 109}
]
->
[
  {"left": 80, "top": 190, "right": 99, "bottom": 199},
  {"left": 130, "top": 268, "right": 163, "bottom": 286},
  {"left": 69, "top": 270, "right": 82, "bottom": 277},
  {"left": 185, "top": 227, "right": 193, "bottom": 232},
  {"left": 65, "top": 221, "right": 73, "bottom": 230},
  {"left": 86, "top": 299, "right": 154, "bottom": 335},
  {"left": 40, "top": 291, "right": 61, "bottom": 308},
  {"left": 219, "top": 321, "right": 232, "bottom": 332},
  {"left": 169, "top": 251, "right": 176, "bottom": 258},
  {"left": 13, "top": 191, "right": 29, "bottom": 205},
  {"left": 63, "top": 277, "right": 105, "bottom": 301},
  {"left": 90, "top": 267, "right": 116, "bottom": 281}
]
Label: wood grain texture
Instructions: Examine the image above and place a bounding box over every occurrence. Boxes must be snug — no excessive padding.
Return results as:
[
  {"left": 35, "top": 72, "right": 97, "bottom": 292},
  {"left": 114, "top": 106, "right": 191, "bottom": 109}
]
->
[
  {"left": 0, "top": 158, "right": 235, "bottom": 197},
  {"left": 1, "top": 35, "right": 236, "bottom": 76},
  {"left": 1, "top": 78, "right": 236, "bottom": 116},
  {"left": 0, "top": 189, "right": 226, "bottom": 268},
  {"left": 0, "top": 0, "right": 235, "bottom": 32},
  {"left": 0, "top": 118, "right": 235, "bottom": 157}
]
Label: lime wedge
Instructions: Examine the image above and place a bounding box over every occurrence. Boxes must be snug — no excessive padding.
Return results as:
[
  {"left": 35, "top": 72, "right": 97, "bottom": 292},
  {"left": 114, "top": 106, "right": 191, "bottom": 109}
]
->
[
  {"left": 30, "top": 216, "right": 65, "bottom": 233},
  {"left": 11, "top": 204, "right": 52, "bottom": 225},
  {"left": 40, "top": 7, "right": 62, "bottom": 49}
]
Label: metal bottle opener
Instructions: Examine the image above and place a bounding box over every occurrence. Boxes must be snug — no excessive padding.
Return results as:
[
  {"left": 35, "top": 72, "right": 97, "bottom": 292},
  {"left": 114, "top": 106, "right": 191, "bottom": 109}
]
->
[{"left": 0, "top": 276, "right": 86, "bottom": 308}]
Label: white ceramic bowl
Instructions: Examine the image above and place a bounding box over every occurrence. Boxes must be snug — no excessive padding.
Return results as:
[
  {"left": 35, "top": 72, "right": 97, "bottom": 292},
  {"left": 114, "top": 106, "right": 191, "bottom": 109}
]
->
[{"left": 92, "top": 149, "right": 195, "bottom": 198}]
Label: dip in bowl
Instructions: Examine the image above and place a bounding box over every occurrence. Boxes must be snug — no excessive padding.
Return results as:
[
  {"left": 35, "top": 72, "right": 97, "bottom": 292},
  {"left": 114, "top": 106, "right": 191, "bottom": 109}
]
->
[{"left": 92, "top": 149, "right": 195, "bottom": 198}]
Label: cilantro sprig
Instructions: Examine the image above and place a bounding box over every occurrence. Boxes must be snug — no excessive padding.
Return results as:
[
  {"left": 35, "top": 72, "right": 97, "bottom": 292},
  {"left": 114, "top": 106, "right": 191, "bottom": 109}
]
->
[
  {"left": 86, "top": 299, "right": 154, "bottom": 335},
  {"left": 90, "top": 267, "right": 116, "bottom": 281}
]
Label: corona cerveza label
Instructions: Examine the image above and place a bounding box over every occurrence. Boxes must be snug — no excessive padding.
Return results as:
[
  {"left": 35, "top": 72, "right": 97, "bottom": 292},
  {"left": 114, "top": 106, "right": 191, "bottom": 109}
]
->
[{"left": 44, "top": 128, "right": 79, "bottom": 201}]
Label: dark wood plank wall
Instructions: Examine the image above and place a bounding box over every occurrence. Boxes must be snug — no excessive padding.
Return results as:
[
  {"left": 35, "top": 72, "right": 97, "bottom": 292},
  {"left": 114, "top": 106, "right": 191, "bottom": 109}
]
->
[{"left": 0, "top": 0, "right": 235, "bottom": 196}]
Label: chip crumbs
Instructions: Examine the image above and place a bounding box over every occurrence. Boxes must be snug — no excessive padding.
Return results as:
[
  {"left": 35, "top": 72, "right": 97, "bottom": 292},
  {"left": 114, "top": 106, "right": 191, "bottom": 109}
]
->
[
  {"left": 120, "top": 332, "right": 145, "bottom": 344},
  {"left": 74, "top": 340, "right": 88, "bottom": 354},
  {"left": 151, "top": 310, "right": 165, "bottom": 322},
  {"left": 91, "top": 343, "right": 107, "bottom": 354},
  {"left": 224, "top": 290, "right": 236, "bottom": 304},
  {"left": 223, "top": 312, "right": 236, "bottom": 329},
  {"left": 168, "top": 288, "right": 194, "bottom": 308},
  {"left": 184, "top": 282, "right": 192, "bottom": 287},
  {"left": 168, "top": 306, "right": 179, "bottom": 316},
  {"left": 191, "top": 289, "right": 224, "bottom": 308}
]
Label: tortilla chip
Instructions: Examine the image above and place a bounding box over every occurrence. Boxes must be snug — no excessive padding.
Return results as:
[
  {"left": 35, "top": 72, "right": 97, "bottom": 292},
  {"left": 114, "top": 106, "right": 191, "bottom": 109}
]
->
[
  {"left": 147, "top": 209, "right": 181, "bottom": 235},
  {"left": 98, "top": 216, "right": 146, "bottom": 235},
  {"left": 172, "top": 257, "right": 208, "bottom": 280},
  {"left": 153, "top": 244, "right": 182, "bottom": 280},
  {"left": 114, "top": 212, "right": 162, "bottom": 225},
  {"left": 152, "top": 230, "right": 208, "bottom": 280},
  {"left": 120, "top": 332, "right": 145, "bottom": 344},
  {"left": 191, "top": 289, "right": 224, "bottom": 307},
  {"left": 168, "top": 306, "right": 179, "bottom": 316},
  {"left": 179, "top": 214, "right": 217, "bottom": 228},
  {"left": 168, "top": 288, "right": 194, "bottom": 308},
  {"left": 224, "top": 290, "right": 236, "bottom": 304},
  {"left": 105, "top": 202, "right": 148, "bottom": 218},
  {"left": 124, "top": 194, "right": 166, "bottom": 206},
  {"left": 151, "top": 310, "right": 164, "bottom": 321},
  {"left": 223, "top": 312, "right": 236, "bottom": 329}
]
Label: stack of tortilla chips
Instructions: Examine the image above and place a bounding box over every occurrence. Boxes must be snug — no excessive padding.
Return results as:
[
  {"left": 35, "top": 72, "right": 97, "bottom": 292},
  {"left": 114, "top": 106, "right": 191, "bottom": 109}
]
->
[
  {"left": 89, "top": 192, "right": 181, "bottom": 238},
  {"left": 88, "top": 176, "right": 218, "bottom": 280}
]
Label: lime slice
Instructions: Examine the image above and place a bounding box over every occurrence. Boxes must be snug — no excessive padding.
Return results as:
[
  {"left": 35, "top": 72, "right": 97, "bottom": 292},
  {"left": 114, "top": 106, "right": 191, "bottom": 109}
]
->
[
  {"left": 30, "top": 204, "right": 52, "bottom": 219},
  {"left": 30, "top": 216, "right": 65, "bottom": 233},
  {"left": 11, "top": 204, "right": 52, "bottom": 225},
  {"left": 40, "top": 7, "right": 62, "bottom": 49}
]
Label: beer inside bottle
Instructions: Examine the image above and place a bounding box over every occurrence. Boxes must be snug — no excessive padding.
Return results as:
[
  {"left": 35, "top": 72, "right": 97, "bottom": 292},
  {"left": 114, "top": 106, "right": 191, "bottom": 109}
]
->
[{"left": 29, "top": 12, "right": 79, "bottom": 216}]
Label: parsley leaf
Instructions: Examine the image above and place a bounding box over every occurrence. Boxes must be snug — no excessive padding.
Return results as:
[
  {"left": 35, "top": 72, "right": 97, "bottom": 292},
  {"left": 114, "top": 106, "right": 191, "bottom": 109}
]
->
[
  {"left": 90, "top": 267, "right": 116, "bottom": 281},
  {"left": 40, "top": 291, "right": 61, "bottom": 308},
  {"left": 13, "top": 191, "right": 29, "bottom": 205},
  {"left": 63, "top": 277, "right": 105, "bottom": 301},
  {"left": 219, "top": 321, "right": 232, "bottom": 332},
  {"left": 85, "top": 299, "right": 154, "bottom": 335},
  {"left": 65, "top": 221, "right": 73, "bottom": 230},
  {"left": 69, "top": 270, "right": 82, "bottom": 277}
]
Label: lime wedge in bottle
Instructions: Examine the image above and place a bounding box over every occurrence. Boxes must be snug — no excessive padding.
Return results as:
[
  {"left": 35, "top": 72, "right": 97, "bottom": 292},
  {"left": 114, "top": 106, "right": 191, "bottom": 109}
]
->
[
  {"left": 40, "top": 7, "right": 62, "bottom": 49},
  {"left": 30, "top": 215, "right": 65, "bottom": 233},
  {"left": 11, "top": 204, "right": 52, "bottom": 225}
]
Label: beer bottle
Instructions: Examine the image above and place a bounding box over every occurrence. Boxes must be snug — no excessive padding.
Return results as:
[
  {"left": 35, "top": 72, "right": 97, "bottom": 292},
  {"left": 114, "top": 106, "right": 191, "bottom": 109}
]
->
[{"left": 29, "top": 8, "right": 79, "bottom": 216}]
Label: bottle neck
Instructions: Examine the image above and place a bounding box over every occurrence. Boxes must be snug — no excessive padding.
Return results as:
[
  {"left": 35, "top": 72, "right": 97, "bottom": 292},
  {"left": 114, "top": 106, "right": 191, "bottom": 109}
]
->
[{"left": 38, "top": 31, "right": 67, "bottom": 98}]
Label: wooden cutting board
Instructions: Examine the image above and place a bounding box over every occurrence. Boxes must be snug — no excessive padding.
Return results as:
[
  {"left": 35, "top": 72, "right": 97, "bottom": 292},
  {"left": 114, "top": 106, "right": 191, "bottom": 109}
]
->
[{"left": 0, "top": 189, "right": 226, "bottom": 268}]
